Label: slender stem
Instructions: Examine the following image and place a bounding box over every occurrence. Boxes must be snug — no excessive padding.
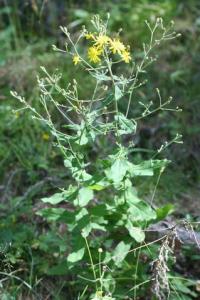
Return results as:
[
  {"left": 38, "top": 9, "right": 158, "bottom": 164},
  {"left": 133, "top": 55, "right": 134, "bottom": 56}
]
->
[
  {"left": 129, "top": 279, "right": 153, "bottom": 292},
  {"left": 126, "top": 21, "right": 166, "bottom": 117},
  {"left": 98, "top": 251, "right": 103, "bottom": 292},
  {"left": 150, "top": 168, "right": 164, "bottom": 206},
  {"left": 133, "top": 247, "right": 141, "bottom": 300},
  {"left": 90, "top": 80, "right": 99, "bottom": 112},
  {"left": 128, "top": 236, "right": 166, "bottom": 256},
  {"left": 84, "top": 237, "right": 98, "bottom": 290}
]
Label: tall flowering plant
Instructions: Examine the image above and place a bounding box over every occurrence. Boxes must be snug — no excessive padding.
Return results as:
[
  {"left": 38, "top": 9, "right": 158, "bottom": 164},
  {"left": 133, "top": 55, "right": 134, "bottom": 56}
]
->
[{"left": 12, "top": 15, "right": 182, "bottom": 300}]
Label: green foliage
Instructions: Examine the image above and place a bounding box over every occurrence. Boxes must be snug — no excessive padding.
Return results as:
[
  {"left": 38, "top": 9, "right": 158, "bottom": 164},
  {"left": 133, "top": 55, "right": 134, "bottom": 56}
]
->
[
  {"left": 10, "top": 14, "right": 197, "bottom": 300},
  {"left": 0, "top": 1, "right": 200, "bottom": 299}
]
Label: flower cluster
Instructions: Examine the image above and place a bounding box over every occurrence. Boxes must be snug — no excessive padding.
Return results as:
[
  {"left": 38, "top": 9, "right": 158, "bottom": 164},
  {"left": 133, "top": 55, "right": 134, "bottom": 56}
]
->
[
  {"left": 73, "top": 55, "right": 81, "bottom": 65},
  {"left": 72, "top": 31, "right": 131, "bottom": 65},
  {"left": 86, "top": 32, "right": 131, "bottom": 64}
]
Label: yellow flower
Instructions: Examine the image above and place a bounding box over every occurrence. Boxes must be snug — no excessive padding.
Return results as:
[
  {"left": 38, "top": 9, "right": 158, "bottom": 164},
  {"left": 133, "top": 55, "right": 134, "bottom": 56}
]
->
[
  {"left": 73, "top": 55, "right": 81, "bottom": 65},
  {"left": 42, "top": 133, "right": 50, "bottom": 141},
  {"left": 109, "top": 38, "right": 125, "bottom": 54},
  {"left": 15, "top": 111, "right": 20, "bottom": 118},
  {"left": 85, "top": 32, "right": 95, "bottom": 40},
  {"left": 95, "top": 34, "right": 110, "bottom": 49},
  {"left": 95, "top": 291, "right": 103, "bottom": 298},
  {"left": 121, "top": 49, "right": 131, "bottom": 63},
  {"left": 88, "top": 46, "right": 102, "bottom": 63}
]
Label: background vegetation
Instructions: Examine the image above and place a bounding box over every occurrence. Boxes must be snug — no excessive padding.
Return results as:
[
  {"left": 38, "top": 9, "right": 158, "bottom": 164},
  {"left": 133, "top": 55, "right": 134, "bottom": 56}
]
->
[{"left": 0, "top": 0, "right": 200, "bottom": 299}]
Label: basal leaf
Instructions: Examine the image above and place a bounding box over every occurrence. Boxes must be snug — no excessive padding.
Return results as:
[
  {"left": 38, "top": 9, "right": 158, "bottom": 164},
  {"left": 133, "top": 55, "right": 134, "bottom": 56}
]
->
[
  {"left": 128, "top": 201, "right": 156, "bottom": 222},
  {"left": 47, "top": 261, "right": 68, "bottom": 275},
  {"left": 156, "top": 203, "right": 174, "bottom": 221},
  {"left": 126, "top": 221, "right": 145, "bottom": 242},
  {"left": 113, "top": 241, "right": 131, "bottom": 266},
  {"left": 67, "top": 247, "right": 85, "bottom": 263}
]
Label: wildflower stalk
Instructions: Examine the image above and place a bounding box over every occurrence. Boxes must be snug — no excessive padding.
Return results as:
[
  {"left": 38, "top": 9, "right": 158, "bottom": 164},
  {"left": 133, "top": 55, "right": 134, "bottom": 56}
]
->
[{"left": 11, "top": 15, "right": 183, "bottom": 300}]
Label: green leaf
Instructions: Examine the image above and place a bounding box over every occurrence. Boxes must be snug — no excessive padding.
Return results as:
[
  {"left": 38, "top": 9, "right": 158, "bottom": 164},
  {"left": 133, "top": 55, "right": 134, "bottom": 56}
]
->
[
  {"left": 81, "top": 222, "right": 106, "bottom": 238},
  {"left": 114, "top": 195, "right": 125, "bottom": 206},
  {"left": 156, "top": 204, "right": 174, "bottom": 221},
  {"left": 88, "top": 184, "right": 106, "bottom": 191},
  {"left": 91, "top": 293, "right": 115, "bottom": 300},
  {"left": 115, "top": 113, "right": 137, "bottom": 135},
  {"left": 75, "top": 208, "right": 88, "bottom": 221},
  {"left": 128, "top": 201, "right": 156, "bottom": 222},
  {"left": 59, "top": 210, "right": 75, "bottom": 224},
  {"left": 105, "top": 158, "right": 129, "bottom": 184},
  {"left": 125, "top": 186, "right": 141, "bottom": 204},
  {"left": 102, "top": 92, "right": 114, "bottom": 106},
  {"left": 64, "top": 156, "right": 73, "bottom": 168},
  {"left": 41, "top": 192, "right": 66, "bottom": 205},
  {"left": 113, "top": 241, "right": 131, "bottom": 266},
  {"left": 41, "top": 186, "right": 77, "bottom": 204},
  {"left": 75, "top": 187, "right": 94, "bottom": 207},
  {"left": 63, "top": 124, "right": 80, "bottom": 131},
  {"left": 76, "top": 129, "right": 88, "bottom": 145},
  {"left": 128, "top": 161, "right": 154, "bottom": 177},
  {"left": 91, "top": 72, "right": 111, "bottom": 81},
  {"left": 91, "top": 223, "right": 106, "bottom": 231},
  {"left": 47, "top": 261, "right": 68, "bottom": 275},
  {"left": 89, "top": 204, "right": 108, "bottom": 216},
  {"left": 114, "top": 85, "right": 123, "bottom": 101},
  {"left": 128, "top": 159, "right": 170, "bottom": 177},
  {"left": 36, "top": 208, "right": 65, "bottom": 221},
  {"left": 73, "top": 169, "right": 92, "bottom": 182},
  {"left": 65, "top": 185, "right": 78, "bottom": 201},
  {"left": 126, "top": 221, "right": 145, "bottom": 242},
  {"left": 81, "top": 223, "right": 93, "bottom": 238},
  {"left": 170, "top": 278, "right": 197, "bottom": 297},
  {"left": 73, "top": 214, "right": 90, "bottom": 233},
  {"left": 67, "top": 248, "right": 85, "bottom": 263},
  {"left": 151, "top": 159, "right": 170, "bottom": 169}
]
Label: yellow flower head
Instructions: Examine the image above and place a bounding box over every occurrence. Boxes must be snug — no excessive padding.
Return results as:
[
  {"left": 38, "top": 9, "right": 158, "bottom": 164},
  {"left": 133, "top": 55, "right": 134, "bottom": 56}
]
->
[
  {"left": 15, "top": 111, "right": 20, "bottom": 118},
  {"left": 85, "top": 32, "right": 95, "bottom": 40},
  {"left": 88, "top": 46, "right": 102, "bottom": 63},
  {"left": 42, "top": 133, "right": 50, "bottom": 141},
  {"left": 109, "top": 38, "right": 125, "bottom": 55},
  {"left": 95, "top": 34, "right": 110, "bottom": 49},
  {"left": 73, "top": 55, "right": 81, "bottom": 65},
  {"left": 121, "top": 49, "right": 131, "bottom": 63}
]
